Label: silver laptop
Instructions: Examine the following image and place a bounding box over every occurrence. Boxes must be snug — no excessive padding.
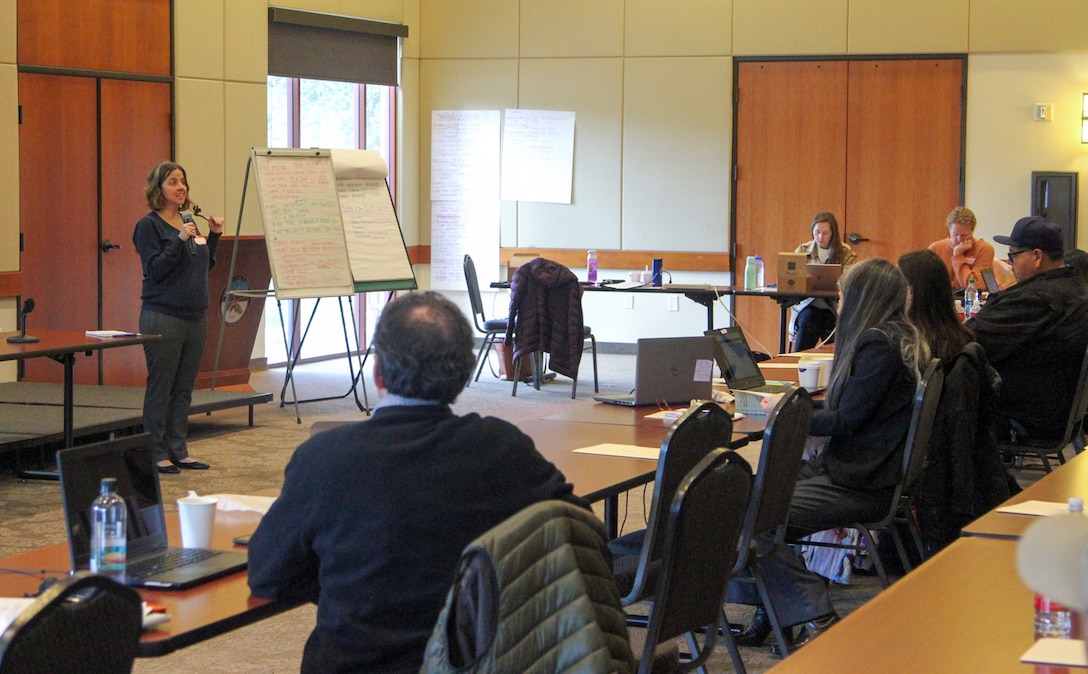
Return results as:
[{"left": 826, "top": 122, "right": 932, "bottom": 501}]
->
[
  {"left": 705, "top": 326, "right": 795, "bottom": 395},
  {"left": 58, "top": 434, "right": 248, "bottom": 590},
  {"left": 807, "top": 263, "right": 843, "bottom": 291},
  {"left": 594, "top": 336, "right": 715, "bottom": 406}
]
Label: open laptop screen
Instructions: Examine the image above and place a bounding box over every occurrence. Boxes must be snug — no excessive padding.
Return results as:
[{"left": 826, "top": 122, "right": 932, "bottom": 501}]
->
[
  {"left": 57, "top": 434, "right": 166, "bottom": 569},
  {"left": 704, "top": 326, "right": 766, "bottom": 390}
]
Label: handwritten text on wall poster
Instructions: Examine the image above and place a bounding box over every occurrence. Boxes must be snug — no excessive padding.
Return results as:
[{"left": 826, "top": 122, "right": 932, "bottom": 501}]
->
[
  {"left": 253, "top": 154, "right": 355, "bottom": 298},
  {"left": 500, "top": 109, "right": 576, "bottom": 204},
  {"left": 431, "top": 110, "right": 500, "bottom": 202}
]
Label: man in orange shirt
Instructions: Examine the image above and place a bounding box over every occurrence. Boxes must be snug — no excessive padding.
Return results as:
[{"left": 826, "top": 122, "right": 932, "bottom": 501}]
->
[{"left": 928, "top": 206, "right": 995, "bottom": 291}]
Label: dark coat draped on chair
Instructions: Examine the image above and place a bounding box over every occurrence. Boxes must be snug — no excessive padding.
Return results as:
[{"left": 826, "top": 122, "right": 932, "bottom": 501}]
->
[{"left": 504, "top": 257, "right": 585, "bottom": 380}]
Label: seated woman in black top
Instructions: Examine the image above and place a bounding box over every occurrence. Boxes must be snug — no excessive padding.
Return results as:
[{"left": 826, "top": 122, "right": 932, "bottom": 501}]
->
[{"left": 732, "top": 258, "right": 928, "bottom": 652}]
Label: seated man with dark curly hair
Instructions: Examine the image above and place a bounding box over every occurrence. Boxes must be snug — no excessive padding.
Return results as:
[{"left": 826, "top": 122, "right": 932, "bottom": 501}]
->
[{"left": 248, "top": 291, "right": 585, "bottom": 674}]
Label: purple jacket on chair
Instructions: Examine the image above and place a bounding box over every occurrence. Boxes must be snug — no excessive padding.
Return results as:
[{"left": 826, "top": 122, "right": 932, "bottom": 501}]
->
[{"left": 504, "top": 258, "right": 585, "bottom": 380}]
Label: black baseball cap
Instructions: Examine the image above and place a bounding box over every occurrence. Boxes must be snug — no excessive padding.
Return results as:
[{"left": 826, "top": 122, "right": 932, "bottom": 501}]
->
[{"left": 993, "top": 216, "right": 1063, "bottom": 253}]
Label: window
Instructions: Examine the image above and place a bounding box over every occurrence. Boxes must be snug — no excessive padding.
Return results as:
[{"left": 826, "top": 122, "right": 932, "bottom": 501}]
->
[{"left": 265, "top": 76, "right": 396, "bottom": 366}]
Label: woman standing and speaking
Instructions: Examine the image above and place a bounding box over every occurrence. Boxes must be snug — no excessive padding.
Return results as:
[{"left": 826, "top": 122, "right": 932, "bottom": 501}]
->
[{"left": 133, "top": 161, "right": 224, "bottom": 474}]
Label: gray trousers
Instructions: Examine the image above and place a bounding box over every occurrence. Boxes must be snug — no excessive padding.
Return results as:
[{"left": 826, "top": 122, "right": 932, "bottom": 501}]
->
[
  {"left": 140, "top": 309, "right": 207, "bottom": 463},
  {"left": 727, "top": 459, "right": 894, "bottom": 627}
]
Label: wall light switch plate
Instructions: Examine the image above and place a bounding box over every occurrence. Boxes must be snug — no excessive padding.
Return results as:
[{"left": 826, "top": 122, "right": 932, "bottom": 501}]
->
[
  {"left": 668, "top": 295, "right": 680, "bottom": 312},
  {"left": 1034, "top": 103, "right": 1054, "bottom": 122},
  {"left": 624, "top": 294, "right": 635, "bottom": 310}
]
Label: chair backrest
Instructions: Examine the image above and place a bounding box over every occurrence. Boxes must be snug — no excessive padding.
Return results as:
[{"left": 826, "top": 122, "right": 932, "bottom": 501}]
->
[
  {"left": 626, "top": 402, "right": 734, "bottom": 604},
  {"left": 0, "top": 573, "right": 142, "bottom": 674},
  {"left": 639, "top": 449, "right": 753, "bottom": 673},
  {"left": 899, "top": 359, "right": 945, "bottom": 497},
  {"left": 733, "top": 386, "right": 814, "bottom": 573},
  {"left": 1057, "top": 342, "right": 1088, "bottom": 447},
  {"left": 463, "top": 254, "right": 488, "bottom": 332}
]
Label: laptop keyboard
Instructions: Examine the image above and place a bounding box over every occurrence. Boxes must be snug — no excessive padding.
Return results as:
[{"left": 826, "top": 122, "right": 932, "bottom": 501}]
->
[{"left": 129, "top": 547, "right": 221, "bottom": 577}]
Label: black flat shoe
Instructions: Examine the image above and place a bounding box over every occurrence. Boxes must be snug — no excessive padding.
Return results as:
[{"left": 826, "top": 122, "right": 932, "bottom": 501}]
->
[
  {"left": 734, "top": 607, "right": 773, "bottom": 647},
  {"left": 770, "top": 612, "right": 840, "bottom": 657},
  {"left": 157, "top": 464, "right": 181, "bottom": 474},
  {"left": 175, "top": 460, "right": 210, "bottom": 470}
]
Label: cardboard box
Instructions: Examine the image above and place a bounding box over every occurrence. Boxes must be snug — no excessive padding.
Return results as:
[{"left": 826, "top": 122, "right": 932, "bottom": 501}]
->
[
  {"left": 777, "top": 252, "right": 811, "bottom": 291},
  {"left": 507, "top": 253, "right": 540, "bottom": 281}
]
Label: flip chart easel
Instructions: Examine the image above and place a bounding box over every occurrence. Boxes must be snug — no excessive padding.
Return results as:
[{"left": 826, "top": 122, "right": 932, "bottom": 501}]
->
[{"left": 212, "top": 148, "right": 417, "bottom": 422}]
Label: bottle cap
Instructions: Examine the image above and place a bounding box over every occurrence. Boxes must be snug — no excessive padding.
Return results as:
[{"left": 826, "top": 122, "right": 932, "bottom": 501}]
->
[{"left": 100, "top": 477, "right": 117, "bottom": 490}]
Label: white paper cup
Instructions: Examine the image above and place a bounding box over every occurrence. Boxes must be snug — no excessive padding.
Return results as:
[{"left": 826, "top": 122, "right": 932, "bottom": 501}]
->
[
  {"left": 798, "top": 364, "right": 821, "bottom": 392},
  {"left": 629, "top": 271, "right": 641, "bottom": 283},
  {"left": 177, "top": 494, "right": 217, "bottom": 549}
]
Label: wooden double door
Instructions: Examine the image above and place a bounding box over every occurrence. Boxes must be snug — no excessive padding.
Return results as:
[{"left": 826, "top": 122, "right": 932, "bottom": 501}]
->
[{"left": 733, "top": 58, "right": 965, "bottom": 353}]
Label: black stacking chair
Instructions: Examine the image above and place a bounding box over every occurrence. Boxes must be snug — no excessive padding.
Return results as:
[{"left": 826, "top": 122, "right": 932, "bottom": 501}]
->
[
  {"left": 800, "top": 359, "right": 945, "bottom": 588},
  {"left": 610, "top": 403, "right": 734, "bottom": 606},
  {"left": 726, "top": 387, "right": 814, "bottom": 659},
  {"left": 0, "top": 573, "right": 142, "bottom": 674},
  {"left": 463, "top": 254, "right": 510, "bottom": 384},
  {"left": 637, "top": 448, "right": 753, "bottom": 674},
  {"left": 1000, "top": 343, "right": 1088, "bottom": 473}
]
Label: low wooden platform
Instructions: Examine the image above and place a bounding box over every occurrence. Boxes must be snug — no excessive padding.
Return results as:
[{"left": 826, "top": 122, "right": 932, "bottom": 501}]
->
[{"left": 0, "top": 382, "right": 272, "bottom": 453}]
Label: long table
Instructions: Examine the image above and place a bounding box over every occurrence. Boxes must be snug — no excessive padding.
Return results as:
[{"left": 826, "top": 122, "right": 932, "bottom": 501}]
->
[
  {"left": 962, "top": 446, "right": 1088, "bottom": 540},
  {"left": 769, "top": 537, "right": 1039, "bottom": 673}
]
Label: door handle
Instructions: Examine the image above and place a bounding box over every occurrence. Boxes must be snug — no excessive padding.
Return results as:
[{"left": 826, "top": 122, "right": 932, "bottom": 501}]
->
[
  {"left": 101, "top": 239, "right": 123, "bottom": 253},
  {"left": 848, "top": 233, "right": 870, "bottom": 245}
]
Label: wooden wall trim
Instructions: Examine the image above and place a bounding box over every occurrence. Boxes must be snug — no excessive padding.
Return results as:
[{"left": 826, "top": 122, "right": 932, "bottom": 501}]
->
[{"left": 0, "top": 272, "right": 22, "bottom": 298}]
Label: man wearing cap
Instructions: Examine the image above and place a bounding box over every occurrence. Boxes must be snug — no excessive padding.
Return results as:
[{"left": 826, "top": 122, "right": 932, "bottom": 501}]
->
[{"left": 967, "top": 216, "right": 1088, "bottom": 442}]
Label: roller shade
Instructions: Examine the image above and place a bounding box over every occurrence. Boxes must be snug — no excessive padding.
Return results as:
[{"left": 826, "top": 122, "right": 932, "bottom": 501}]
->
[{"left": 268, "top": 7, "right": 407, "bottom": 87}]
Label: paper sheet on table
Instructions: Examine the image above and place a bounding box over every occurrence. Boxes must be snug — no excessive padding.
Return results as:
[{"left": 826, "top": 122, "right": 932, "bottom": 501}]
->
[
  {"left": 995, "top": 500, "right": 1088, "bottom": 517},
  {"left": 644, "top": 409, "right": 746, "bottom": 421},
  {"left": 0, "top": 597, "right": 33, "bottom": 634},
  {"left": 574, "top": 444, "right": 659, "bottom": 460},
  {"left": 603, "top": 281, "right": 647, "bottom": 289},
  {"left": 1020, "top": 638, "right": 1088, "bottom": 666},
  {"left": 207, "top": 494, "right": 277, "bottom": 514}
]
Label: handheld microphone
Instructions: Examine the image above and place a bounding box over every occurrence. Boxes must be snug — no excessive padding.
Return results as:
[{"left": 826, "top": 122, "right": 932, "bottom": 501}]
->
[{"left": 180, "top": 210, "right": 198, "bottom": 255}]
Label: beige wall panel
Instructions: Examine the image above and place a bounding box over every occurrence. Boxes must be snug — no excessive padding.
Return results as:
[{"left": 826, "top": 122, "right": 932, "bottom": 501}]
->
[
  {"left": 176, "top": 78, "right": 227, "bottom": 231},
  {"left": 733, "top": 0, "right": 847, "bottom": 56},
  {"left": 515, "top": 58, "right": 623, "bottom": 250},
  {"left": 225, "top": 82, "right": 268, "bottom": 237},
  {"left": 176, "top": 0, "right": 225, "bottom": 80},
  {"left": 0, "top": 0, "right": 15, "bottom": 64},
  {"left": 418, "top": 59, "right": 518, "bottom": 245},
  {"left": 625, "top": 0, "right": 730, "bottom": 57},
  {"left": 520, "top": 0, "right": 623, "bottom": 58},
  {"left": 399, "top": 57, "right": 420, "bottom": 246},
  {"left": 970, "top": 0, "right": 1088, "bottom": 53},
  {"left": 226, "top": 1, "right": 268, "bottom": 83},
  {"left": 0, "top": 64, "right": 16, "bottom": 272},
  {"left": 964, "top": 54, "right": 1088, "bottom": 250},
  {"left": 419, "top": 0, "right": 517, "bottom": 59},
  {"left": 401, "top": 0, "right": 420, "bottom": 60},
  {"left": 337, "top": 0, "right": 404, "bottom": 23},
  {"left": 848, "top": 0, "right": 968, "bottom": 54},
  {"left": 622, "top": 58, "right": 731, "bottom": 253}
]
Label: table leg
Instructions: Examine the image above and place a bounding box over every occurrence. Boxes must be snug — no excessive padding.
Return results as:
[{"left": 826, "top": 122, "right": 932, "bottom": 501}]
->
[
  {"left": 604, "top": 494, "right": 619, "bottom": 540},
  {"left": 17, "top": 353, "right": 73, "bottom": 481}
]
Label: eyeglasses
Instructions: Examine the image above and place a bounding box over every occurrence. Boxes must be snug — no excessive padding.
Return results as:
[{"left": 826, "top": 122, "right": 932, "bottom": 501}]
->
[{"left": 1007, "top": 249, "right": 1031, "bottom": 263}]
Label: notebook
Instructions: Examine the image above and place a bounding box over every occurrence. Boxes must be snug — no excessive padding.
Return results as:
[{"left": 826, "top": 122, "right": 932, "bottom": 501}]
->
[
  {"left": 57, "top": 434, "right": 248, "bottom": 590},
  {"left": 705, "top": 326, "right": 795, "bottom": 412},
  {"left": 807, "top": 263, "right": 843, "bottom": 291},
  {"left": 980, "top": 267, "right": 1001, "bottom": 294},
  {"left": 593, "top": 336, "right": 715, "bottom": 406}
]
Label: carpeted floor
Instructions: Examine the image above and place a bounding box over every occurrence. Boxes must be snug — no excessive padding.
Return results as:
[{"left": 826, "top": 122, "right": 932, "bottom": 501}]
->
[{"left": 1, "top": 352, "right": 893, "bottom": 673}]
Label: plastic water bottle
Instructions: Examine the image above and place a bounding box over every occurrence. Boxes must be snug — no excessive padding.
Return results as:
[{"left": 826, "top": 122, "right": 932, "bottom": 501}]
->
[
  {"left": 744, "top": 256, "right": 758, "bottom": 290},
  {"left": 90, "top": 477, "right": 127, "bottom": 583},
  {"left": 964, "top": 278, "right": 978, "bottom": 319},
  {"left": 586, "top": 250, "right": 598, "bottom": 285},
  {"left": 755, "top": 255, "right": 765, "bottom": 288},
  {"left": 1033, "top": 497, "right": 1082, "bottom": 639}
]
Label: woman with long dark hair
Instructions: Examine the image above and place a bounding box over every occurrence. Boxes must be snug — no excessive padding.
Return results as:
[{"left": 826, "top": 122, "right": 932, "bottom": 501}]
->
[
  {"left": 791, "top": 212, "right": 858, "bottom": 350},
  {"left": 898, "top": 249, "right": 974, "bottom": 361}
]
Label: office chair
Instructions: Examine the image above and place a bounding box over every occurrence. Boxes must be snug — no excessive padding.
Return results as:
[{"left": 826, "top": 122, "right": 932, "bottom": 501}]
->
[
  {"left": 799, "top": 359, "right": 944, "bottom": 588},
  {"left": 637, "top": 449, "right": 753, "bottom": 674},
  {"left": 1000, "top": 342, "right": 1088, "bottom": 473},
  {"left": 0, "top": 573, "right": 143, "bottom": 674},
  {"left": 463, "top": 254, "right": 510, "bottom": 384}
]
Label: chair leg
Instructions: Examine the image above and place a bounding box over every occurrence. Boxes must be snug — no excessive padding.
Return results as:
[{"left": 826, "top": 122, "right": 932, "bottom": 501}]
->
[
  {"left": 713, "top": 620, "right": 748, "bottom": 674},
  {"left": 590, "top": 334, "right": 599, "bottom": 393},
  {"left": 751, "top": 561, "right": 793, "bottom": 658},
  {"left": 511, "top": 356, "right": 521, "bottom": 397},
  {"left": 858, "top": 527, "right": 890, "bottom": 589},
  {"left": 472, "top": 334, "right": 496, "bottom": 384}
]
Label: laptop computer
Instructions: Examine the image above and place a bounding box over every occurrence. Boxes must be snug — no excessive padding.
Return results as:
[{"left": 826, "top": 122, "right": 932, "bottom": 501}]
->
[
  {"left": 807, "top": 263, "right": 843, "bottom": 291},
  {"left": 705, "top": 326, "right": 795, "bottom": 413},
  {"left": 57, "top": 434, "right": 248, "bottom": 590},
  {"left": 593, "top": 336, "right": 715, "bottom": 406},
  {"left": 980, "top": 267, "right": 1001, "bottom": 294}
]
